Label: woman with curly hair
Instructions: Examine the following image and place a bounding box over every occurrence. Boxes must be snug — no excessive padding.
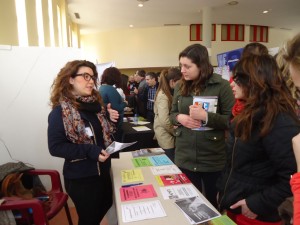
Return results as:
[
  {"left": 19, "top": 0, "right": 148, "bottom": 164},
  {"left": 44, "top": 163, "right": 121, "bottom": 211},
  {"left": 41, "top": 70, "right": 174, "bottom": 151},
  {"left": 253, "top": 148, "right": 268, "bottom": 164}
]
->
[{"left": 48, "top": 60, "right": 118, "bottom": 225}]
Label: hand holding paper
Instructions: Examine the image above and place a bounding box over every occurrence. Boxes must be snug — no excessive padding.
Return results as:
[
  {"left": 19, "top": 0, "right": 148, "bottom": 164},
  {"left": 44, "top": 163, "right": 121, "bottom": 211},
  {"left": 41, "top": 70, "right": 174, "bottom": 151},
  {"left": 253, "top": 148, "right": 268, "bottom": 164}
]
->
[
  {"left": 105, "top": 141, "right": 137, "bottom": 154},
  {"left": 98, "top": 149, "right": 110, "bottom": 162}
]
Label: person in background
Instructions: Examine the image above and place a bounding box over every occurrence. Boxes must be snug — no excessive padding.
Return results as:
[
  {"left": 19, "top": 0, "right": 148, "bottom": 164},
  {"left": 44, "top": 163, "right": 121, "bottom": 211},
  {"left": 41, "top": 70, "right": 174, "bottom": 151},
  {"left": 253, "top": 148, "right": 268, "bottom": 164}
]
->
[
  {"left": 169, "top": 44, "right": 235, "bottom": 208},
  {"left": 48, "top": 60, "right": 119, "bottom": 225},
  {"left": 230, "top": 43, "right": 269, "bottom": 118},
  {"left": 143, "top": 72, "right": 159, "bottom": 122},
  {"left": 217, "top": 54, "right": 300, "bottom": 225},
  {"left": 241, "top": 42, "right": 269, "bottom": 58},
  {"left": 99, "top": 67, "right": 127, "bottom": 143},
  {"left": 120, "top": 74, "right": 130, "bottom": 96},
  {"left": 153, "top": 67, "right": 182, "bottom": 162},
  {"left": 133, "top": 69, "right": 147, "bottom": 117},
  {"left": 126, "top": 75, "right": 139, "bottom": 109},
  {"left": 127, "top": 75, "right": 138, "bottom": 94},
  {"left": 284, "top": 33, "right": 300, "bottom": 225},
  {"left": 134, "top": 72, "right": 140, "bottom": 85},
  {"left": 275, "top": 37, "right": 300, "bottom": 225}
]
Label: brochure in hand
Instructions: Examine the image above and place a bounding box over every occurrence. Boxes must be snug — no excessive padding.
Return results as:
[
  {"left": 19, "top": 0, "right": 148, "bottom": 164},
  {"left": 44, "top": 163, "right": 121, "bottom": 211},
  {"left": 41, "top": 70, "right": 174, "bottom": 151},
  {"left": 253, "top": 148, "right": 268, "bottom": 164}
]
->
[
  {"left": 192, "top": 96, "right": 218, "bottom": 131},
  {"left": 106, "top": 141, "right": 137, "bottom": 154}
]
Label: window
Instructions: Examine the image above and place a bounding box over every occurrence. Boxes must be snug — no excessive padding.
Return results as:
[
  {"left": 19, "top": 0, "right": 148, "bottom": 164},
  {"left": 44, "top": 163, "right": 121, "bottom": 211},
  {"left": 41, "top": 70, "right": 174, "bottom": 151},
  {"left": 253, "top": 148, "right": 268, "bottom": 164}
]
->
[
  {"left": 190, "top": 24, "right": 216, "bottom": 41},
  {"left": 36, "top": 0, "right": 45, "bottom": 46},
  {"left": 221, "top": 24, "right": 244, "bottom": 41},
  {"left": 249, "top": 25, "right": 268, "bottom": 42},
  {"left": 48, "top": 0, "right": 55, "bottom": 46}
]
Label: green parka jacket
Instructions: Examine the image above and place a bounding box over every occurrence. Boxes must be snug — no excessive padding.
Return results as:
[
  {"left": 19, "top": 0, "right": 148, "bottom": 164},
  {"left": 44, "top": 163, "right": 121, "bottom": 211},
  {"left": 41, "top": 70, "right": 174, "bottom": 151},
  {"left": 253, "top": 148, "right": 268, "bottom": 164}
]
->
[{"left": 169, "top": 73, "right": 234, "bottom": 172}]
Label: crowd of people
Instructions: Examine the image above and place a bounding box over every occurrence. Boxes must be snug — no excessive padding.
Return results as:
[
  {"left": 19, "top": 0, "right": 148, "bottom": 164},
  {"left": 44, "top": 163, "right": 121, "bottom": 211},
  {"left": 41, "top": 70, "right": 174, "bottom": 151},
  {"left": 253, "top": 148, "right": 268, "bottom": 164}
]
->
[{"left": 47, "top": 33, "right": 300, "bottom": 225}]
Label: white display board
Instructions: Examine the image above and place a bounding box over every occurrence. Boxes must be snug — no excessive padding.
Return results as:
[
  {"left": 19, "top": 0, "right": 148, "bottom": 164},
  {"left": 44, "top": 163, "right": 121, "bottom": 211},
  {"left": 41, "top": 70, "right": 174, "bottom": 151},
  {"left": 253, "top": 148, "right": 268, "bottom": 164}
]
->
[{"left": 0, "top": 46, "right": 83, "bottom": 172}]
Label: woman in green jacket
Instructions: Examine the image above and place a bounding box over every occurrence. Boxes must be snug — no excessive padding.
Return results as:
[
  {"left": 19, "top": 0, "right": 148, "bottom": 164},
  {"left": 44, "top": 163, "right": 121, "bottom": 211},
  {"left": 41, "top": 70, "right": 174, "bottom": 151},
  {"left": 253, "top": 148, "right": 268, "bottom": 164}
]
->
[{"left": 169, "top": 44, "right": 234, "bottom": 207}]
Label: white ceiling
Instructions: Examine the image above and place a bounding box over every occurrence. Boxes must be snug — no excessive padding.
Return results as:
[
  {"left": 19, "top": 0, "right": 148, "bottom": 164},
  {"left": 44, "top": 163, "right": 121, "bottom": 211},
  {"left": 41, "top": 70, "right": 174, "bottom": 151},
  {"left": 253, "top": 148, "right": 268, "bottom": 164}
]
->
[{"left": 67, "top": 0, "right": 300, "bottom": 35}]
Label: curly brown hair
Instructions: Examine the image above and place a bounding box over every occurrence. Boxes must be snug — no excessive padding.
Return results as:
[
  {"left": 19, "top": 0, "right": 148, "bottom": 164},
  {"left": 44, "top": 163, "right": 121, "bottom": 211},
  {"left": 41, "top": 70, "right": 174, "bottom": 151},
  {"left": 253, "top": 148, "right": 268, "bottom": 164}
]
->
[
  {"left": 100, "top": 67, "right": 122, "bottom": 88},
  {"left": 49, "top": 60, "right": 102, "bottom": 109}
]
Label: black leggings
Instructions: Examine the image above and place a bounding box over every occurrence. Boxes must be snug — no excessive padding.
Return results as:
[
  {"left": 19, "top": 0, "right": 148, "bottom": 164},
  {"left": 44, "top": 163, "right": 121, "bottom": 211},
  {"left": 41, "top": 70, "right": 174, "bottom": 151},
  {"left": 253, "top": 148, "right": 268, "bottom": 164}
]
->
[
  {"left": 179, "top": 168, "right": 221, "bottom": 208},
  {"left": 65, "top": 174, "right": 112, "bottom": 225}
]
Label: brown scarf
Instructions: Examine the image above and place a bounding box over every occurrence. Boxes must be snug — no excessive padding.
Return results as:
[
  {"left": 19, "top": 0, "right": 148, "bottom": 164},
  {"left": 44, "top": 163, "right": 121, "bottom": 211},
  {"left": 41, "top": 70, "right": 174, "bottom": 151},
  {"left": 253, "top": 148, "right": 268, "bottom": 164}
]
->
[{"left": 60, "top": 95, "right": 115, "bottom": 147}]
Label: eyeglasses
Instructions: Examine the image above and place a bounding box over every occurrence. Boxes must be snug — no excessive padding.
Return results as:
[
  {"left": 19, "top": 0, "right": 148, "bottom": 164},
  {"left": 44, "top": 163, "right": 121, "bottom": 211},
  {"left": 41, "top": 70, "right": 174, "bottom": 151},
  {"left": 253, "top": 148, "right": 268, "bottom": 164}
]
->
[{"left": 73, "top": 73, "right": 97, "bottom": 82}]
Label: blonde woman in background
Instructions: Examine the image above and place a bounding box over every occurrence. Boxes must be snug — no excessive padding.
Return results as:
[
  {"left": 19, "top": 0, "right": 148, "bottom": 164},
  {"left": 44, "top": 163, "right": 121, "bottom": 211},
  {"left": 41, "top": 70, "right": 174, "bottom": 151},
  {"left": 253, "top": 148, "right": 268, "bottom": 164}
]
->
[
  {"left": 153, "top": 68, "right": 182, "bottom": 162},
  {"left": 276, "top": 46, "right": 300, "bottom": 118}
]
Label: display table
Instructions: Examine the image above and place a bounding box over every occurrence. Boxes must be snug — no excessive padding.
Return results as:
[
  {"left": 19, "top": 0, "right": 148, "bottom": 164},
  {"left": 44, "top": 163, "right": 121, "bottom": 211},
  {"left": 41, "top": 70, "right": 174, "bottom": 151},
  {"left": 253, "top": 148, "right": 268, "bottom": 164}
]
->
[
  {"left": 111, "top": 152, "right": 219, "bottom": 225},
  {"left": 121, "top": 122, "right": 159, "bottom": 151}
]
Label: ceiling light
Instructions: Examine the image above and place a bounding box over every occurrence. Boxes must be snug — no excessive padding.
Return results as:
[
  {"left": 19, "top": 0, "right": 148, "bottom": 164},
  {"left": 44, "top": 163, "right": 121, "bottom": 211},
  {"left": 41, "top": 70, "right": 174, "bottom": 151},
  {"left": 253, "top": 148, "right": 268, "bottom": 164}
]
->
[
  {"left": 137, "top": 0, "right": 148, "bottom": 7},
  {"left": 228, "top": 1, "right": 238, "bottom": 6},
  {"left": 263, "top": 10, "right": 269, "bottom": 14},
  {"left": 129, "top": 25, "right": 134, "bottom": 28}
]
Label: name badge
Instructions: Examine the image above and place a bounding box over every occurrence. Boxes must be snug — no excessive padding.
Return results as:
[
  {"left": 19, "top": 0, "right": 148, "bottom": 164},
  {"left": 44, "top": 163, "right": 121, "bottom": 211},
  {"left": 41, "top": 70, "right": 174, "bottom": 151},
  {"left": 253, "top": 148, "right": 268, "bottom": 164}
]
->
[{"left": 85, "top": 127, "right": 93, "bottom": 137}]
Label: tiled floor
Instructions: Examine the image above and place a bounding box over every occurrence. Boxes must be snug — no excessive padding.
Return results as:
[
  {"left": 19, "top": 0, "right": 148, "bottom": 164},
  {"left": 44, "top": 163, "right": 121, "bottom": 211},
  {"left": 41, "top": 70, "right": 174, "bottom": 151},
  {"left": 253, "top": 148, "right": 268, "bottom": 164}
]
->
[{"left": 49, "top": 207, "right": 108, "bottom": 225}]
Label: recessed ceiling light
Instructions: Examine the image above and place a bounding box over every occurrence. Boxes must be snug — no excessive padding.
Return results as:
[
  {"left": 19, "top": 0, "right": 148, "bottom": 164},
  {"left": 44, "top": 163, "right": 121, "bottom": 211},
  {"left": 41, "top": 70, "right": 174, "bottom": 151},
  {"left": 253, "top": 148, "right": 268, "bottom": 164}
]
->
[
  {"left": 228, "top": 1, "right": 238, "bottom": 6},
  {"left": 137, "top": 0, "right": 148, "bottom": 7},
  {"left": 129, "top": 25, "right": 134, "bottom": 28},
  {"left": 263, "top": 10, "right": 269, "bottom": 14}
]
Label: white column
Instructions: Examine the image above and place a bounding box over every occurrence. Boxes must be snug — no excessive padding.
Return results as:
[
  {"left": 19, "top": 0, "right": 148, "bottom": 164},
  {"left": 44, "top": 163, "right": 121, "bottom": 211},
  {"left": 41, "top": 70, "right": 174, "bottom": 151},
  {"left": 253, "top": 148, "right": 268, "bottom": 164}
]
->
[{"left": 202, "top": 7, "right": 212, "bottom": 49}]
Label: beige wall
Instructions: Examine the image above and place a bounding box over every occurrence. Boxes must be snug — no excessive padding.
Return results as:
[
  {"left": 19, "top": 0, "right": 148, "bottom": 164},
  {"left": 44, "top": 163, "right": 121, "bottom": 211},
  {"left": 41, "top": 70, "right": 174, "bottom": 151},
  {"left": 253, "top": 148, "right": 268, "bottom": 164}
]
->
[
  {"left": 81, "top": 25, "right": 296, "bottom": 68},
  {"left": 0, "top": 0, "right": 18, "bottom": 45},
  {"left": 0, "top": 0, "right": 296, "bottom": 67},
  {"left": 0, "top": 0, "right": 80, "bottom": 47}
]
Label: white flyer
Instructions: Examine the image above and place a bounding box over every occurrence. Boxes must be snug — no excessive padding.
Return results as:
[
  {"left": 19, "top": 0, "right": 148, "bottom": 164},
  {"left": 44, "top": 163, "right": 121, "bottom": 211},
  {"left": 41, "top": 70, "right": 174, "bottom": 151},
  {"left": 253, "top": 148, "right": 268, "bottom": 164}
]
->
[
  {"left": 150, "top": 165, "right": 182, "bottom": 175},
  {"left": 132, "top": 126, "right": 151, "bottom": 131},
  {"left": 160, "top": 184, "right": 199, "bottom": 200},
  {"left": 121, "top": 200, "right": 167, "bottom": 223}
]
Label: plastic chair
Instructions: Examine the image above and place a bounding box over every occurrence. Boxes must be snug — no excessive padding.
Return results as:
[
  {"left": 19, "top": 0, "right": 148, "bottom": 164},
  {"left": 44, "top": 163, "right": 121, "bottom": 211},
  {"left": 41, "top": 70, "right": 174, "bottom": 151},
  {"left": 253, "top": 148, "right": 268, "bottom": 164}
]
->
[{"left": 0, "top": 169, "right": 73, "bottom": 225}]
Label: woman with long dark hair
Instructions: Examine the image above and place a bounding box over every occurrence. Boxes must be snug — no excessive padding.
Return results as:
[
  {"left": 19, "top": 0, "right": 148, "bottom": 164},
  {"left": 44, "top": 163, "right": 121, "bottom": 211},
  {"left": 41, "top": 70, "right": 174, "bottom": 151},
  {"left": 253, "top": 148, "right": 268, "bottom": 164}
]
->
[
  {"left": 169, "top": 44, "right": 235, "bottom": 207},
  {"left": 218, "top": 54, "right": 300, "bottom": 224}
]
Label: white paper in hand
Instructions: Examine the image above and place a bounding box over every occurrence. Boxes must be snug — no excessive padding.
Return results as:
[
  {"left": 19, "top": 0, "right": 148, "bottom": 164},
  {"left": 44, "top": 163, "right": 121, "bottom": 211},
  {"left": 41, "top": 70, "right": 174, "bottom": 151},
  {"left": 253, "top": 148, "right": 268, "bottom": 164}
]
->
[{"left": 105, "top": 141, "right": 137, "bottom": 154}]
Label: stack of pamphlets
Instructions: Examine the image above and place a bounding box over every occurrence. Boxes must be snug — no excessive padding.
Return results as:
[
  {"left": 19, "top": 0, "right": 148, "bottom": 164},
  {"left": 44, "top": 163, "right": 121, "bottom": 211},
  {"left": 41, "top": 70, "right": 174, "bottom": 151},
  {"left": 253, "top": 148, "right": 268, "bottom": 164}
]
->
[{"left": 131, "top": 148, "right": 165, "bottom": 158}]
